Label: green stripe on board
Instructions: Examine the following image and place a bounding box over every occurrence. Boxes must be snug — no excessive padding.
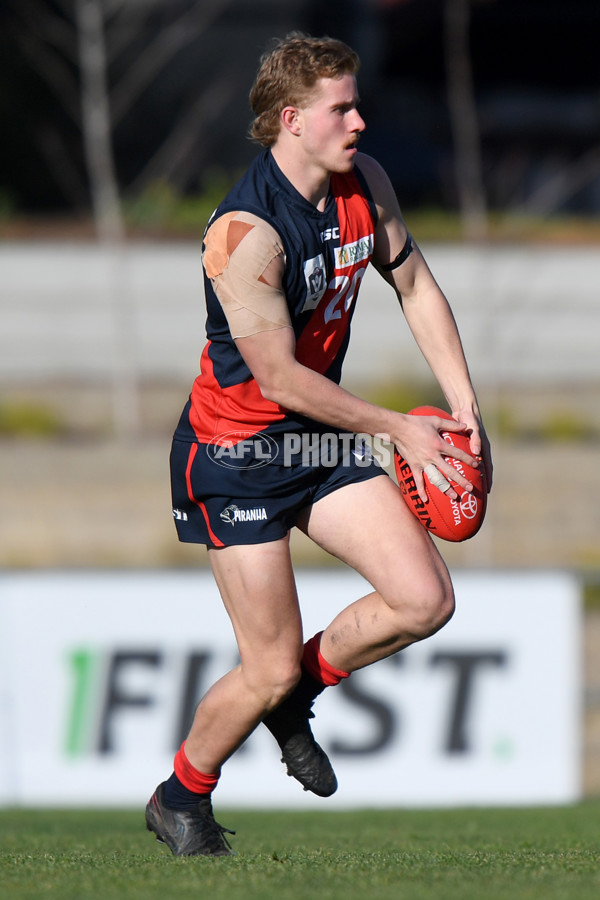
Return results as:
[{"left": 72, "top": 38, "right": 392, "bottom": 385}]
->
[{"left": 64, "top": 649, "right": 98, "bottom": 757}]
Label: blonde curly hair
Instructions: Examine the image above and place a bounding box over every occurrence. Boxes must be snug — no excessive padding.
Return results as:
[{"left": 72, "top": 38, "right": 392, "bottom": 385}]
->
[{"left": 249, "top": 32, "right": 360, "bottom": 147}]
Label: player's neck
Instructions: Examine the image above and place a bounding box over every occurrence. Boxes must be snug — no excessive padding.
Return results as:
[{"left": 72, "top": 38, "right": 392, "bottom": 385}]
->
[{"left": 271, "top": 144, "right": 330, "bottom": 211}]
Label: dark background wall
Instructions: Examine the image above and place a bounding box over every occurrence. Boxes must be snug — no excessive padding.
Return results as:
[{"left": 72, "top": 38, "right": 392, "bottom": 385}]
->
[{"left": 1, "top": 0, "right": 598, "bottom": 217}]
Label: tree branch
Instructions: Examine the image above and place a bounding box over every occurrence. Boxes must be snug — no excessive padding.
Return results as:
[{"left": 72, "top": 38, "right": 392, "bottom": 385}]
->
[
  {"left": 443, "top": 0, "right": 487, "bottom": 240},
  {"left": 518, "top": 145, "right": 600, "bottom": 217},
  {"left": 130, "top": 73, "right": 236, "bottom": 192},
  {"left": 75, "top": 0, "right": 124, "bottom": 240},
  {"left": 109, "top": 0, "right": 234, "bottom": 125}
]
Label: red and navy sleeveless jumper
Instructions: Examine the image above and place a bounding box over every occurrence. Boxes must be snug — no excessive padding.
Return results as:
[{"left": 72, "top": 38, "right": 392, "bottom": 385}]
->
[{"left": 170, "top": 149, "right": 384, "bottom": 547}]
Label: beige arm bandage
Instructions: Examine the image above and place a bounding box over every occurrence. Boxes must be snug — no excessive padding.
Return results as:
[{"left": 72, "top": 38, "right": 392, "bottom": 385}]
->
[{"left": 203, "top": 211, "right": 291, "bottom": 338}]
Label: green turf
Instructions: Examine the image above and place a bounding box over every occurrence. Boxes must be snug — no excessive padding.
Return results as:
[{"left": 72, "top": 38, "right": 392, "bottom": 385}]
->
[{"left": 1, "top": 804, "right": 600, "bottom": 900}]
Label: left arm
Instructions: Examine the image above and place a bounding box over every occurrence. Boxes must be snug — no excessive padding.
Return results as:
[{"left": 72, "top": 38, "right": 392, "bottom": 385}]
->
[{"left": 357, "top": 152, "right": 493, "bottom": 490}]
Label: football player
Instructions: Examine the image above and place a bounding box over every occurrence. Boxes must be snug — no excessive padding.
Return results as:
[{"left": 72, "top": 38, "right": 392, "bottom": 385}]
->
[{"left": 146, "top": 32, "right": 492, "bottom": 857}]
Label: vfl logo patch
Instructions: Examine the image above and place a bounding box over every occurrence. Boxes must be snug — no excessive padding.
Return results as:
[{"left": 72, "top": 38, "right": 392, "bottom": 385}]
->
[
  {"left": 334, "top": 233, "right": 374, "bottom": 269},
  {"left": 301, "top": 254, "right": 327, "bottom": 312}
]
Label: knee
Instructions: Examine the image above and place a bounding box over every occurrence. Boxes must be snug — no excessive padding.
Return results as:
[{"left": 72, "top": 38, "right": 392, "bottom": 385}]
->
[
  {"left": 384, "top": 570, "right": 454, "bottom": 643},
  {"left": 408, "top": 579, "right": 455, "bottom": 640},
  {"left": 244, "top": 656, "right": 302, "bottom": 711}
]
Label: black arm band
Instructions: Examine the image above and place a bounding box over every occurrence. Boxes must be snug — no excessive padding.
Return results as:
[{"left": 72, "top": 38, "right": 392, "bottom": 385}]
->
[{"left": 380, "top": 232, "right": 413, "bottom": 271}]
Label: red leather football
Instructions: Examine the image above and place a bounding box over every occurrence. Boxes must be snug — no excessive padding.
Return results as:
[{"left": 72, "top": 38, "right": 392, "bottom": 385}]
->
[{"left": 394, "top": 406, "right": 487, "bottom": 542}]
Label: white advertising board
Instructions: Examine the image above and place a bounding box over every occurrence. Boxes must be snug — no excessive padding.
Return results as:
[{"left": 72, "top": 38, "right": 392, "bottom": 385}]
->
[{"left": 0, "top": 569, "right": 581, "bottom": 808}]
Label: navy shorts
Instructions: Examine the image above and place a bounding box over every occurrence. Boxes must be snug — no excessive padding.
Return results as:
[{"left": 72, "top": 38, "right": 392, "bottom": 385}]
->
[{"left": 170, "top": 430, "right": 386, "bottom": 548}]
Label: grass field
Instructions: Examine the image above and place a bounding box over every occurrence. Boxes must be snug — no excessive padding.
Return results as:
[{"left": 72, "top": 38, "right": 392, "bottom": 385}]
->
[{"left": 1, "top": 804, "right": 600, "bottom": 900}]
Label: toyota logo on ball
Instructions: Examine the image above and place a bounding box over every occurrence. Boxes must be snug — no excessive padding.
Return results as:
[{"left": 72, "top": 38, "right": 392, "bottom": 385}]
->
[{"left": 460, "top": 492, "right": 479, "bottom": 519}]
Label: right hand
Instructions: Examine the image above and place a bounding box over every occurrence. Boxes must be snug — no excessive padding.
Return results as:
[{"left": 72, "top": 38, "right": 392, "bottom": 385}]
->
[{"left": 390, "top": 413, "right": 480, "bottom": 504}]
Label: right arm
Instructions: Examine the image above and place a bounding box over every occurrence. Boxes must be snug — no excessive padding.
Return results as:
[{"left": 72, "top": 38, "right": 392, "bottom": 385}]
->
[
  {"left": 237, "top": 325, "right": 476, "bottom": 500},
  {"left": 205, "top": 211, "right": 477, "bottom": 501}
]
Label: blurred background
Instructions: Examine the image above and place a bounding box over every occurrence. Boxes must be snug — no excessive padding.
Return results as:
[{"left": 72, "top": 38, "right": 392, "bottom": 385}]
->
[{"left": 0, "top": 0, "right": 599, "bottom": 796}]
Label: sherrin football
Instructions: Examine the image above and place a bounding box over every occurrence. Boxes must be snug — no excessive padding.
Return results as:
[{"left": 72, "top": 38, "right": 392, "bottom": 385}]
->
[{"left": 394, "top": 406, "right": 487, "bottom": 542}]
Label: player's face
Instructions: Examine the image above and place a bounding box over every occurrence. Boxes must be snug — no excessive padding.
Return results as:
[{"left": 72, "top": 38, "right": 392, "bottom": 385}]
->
[{"left": 297, "top": 74, "right": 365, "bottom": 175}]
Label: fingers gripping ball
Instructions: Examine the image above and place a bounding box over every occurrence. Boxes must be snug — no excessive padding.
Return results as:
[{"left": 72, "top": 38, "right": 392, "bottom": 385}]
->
[{"left": 394, "top": 406, "right": 487, "bottom": 542}]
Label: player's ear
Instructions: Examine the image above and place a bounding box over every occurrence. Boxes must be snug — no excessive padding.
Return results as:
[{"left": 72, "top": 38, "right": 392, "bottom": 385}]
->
[{"left": 281, "top": 106, "right": 302, "bottom": 136}]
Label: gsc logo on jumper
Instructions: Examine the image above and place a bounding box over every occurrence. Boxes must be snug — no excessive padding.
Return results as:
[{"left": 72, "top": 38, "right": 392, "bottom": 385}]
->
[{"left": 206, "top": 432, "right": 278, "bottom": 469}]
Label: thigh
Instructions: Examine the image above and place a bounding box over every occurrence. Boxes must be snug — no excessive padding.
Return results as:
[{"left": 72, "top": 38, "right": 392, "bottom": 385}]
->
[
  {"left": 208, "top": 535, "right": 304, "bottom": 671},
  {"left": 298, "top": 473, "right": 451, "bottom": 607}
]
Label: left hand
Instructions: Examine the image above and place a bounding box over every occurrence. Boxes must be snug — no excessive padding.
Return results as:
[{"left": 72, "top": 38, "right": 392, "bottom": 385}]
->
[{"left": 451, "top": 406, "right": 493, "bottom": 493}]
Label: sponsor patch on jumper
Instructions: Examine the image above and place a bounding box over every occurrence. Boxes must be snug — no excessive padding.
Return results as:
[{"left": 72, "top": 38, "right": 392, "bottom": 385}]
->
[
  {"left": 301, "top": 253, "right": 327, "bottom": 312},
  {"left": 220, "top": 504, "right": 268, "bottom": 526},
  {"left": 334, "top": 233, "right": 373, "bottom": 269}
]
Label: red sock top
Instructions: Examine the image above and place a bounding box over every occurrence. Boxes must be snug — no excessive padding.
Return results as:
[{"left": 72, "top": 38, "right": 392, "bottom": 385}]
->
[
  {"left": 174, "top": 742, "right": 220, "bottom": 795},
  {"left": 302, "top": 631, "right": 349, "bottom": 686}
]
